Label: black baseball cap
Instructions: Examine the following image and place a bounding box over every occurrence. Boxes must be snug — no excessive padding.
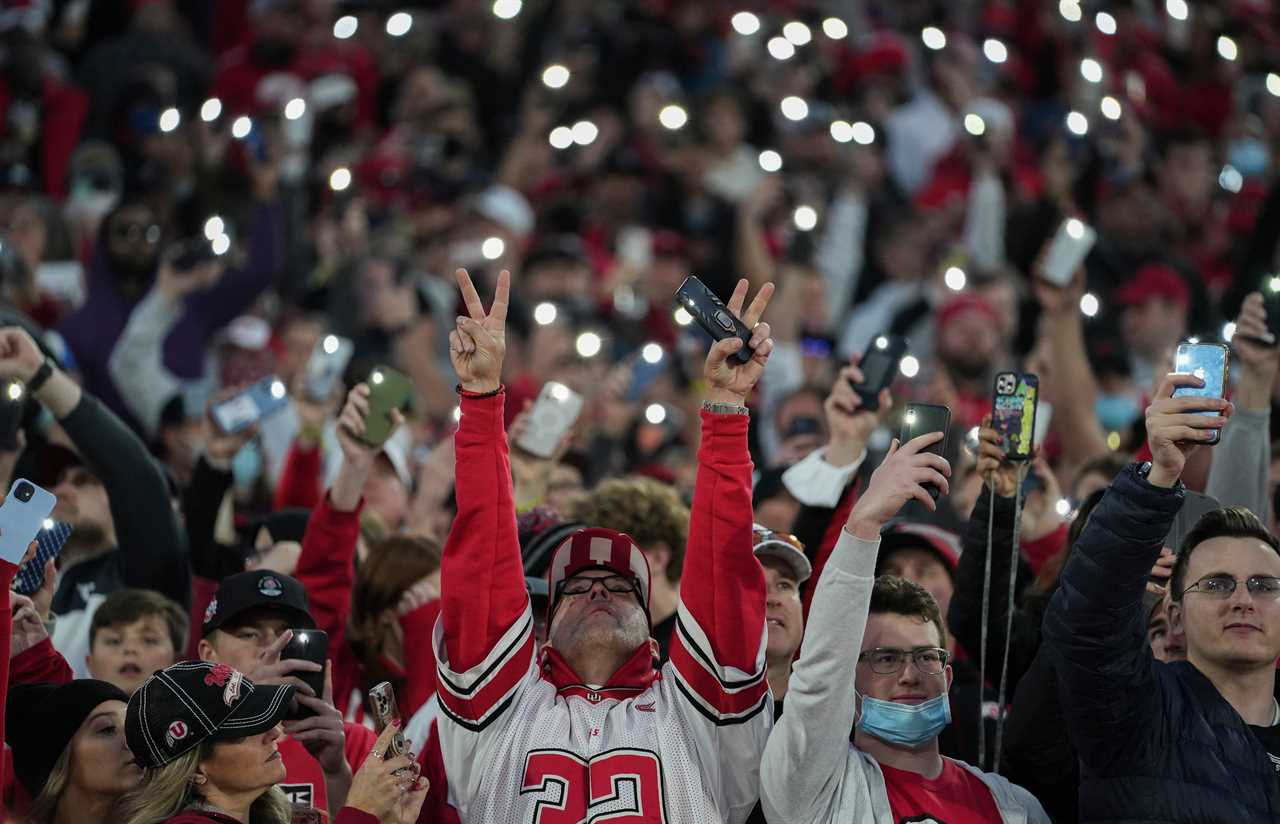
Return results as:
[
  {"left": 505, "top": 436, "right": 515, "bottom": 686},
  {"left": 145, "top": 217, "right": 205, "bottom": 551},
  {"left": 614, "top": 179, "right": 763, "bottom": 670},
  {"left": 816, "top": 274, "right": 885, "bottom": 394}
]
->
[
  {"left": 201, "top": 570, "right": 315, "bottom": 637},
  {"left": 6, "top": 680, "right": 128, "bottom": 796},
  {"left": 126, "top": 661, "right": 294, "bottom": 769}
]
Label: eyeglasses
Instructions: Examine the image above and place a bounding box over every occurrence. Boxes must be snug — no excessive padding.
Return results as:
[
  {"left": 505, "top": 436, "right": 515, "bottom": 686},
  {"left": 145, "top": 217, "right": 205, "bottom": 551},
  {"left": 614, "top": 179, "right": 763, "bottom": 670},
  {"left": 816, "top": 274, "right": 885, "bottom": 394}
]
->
[
  {"left": 1180, "top": 575, "right": 1280, "bottom": 600},
  {"left": 857, "top": 647, "right": 950, "bottom": 675},
  {"left": 557, "top": 574, "right": 639, "bottom": 598},
  {"left": 753, "top": 525, "right": 804, "bottom": 553}
]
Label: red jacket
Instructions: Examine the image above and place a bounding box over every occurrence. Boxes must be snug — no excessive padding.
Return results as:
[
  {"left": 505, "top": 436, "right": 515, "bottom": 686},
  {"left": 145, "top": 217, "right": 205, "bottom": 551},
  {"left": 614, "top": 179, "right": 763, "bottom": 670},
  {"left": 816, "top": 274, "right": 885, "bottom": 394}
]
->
[
  {"left": 274, "top": 440, "right": 324, "bottom": 511},
  {"left": 294, "top": 493, "right": 438, "bottom": 724}
]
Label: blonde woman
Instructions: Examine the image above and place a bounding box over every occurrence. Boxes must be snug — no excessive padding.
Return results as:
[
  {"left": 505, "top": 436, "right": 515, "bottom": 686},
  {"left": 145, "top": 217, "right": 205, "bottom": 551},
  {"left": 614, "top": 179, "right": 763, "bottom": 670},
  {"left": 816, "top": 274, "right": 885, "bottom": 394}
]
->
[
  {"left": 116, "top": 661, "right": 428, "bottom": 824},
  {"left": 6, "top": 680, "right": 136, "bottom": 824}
]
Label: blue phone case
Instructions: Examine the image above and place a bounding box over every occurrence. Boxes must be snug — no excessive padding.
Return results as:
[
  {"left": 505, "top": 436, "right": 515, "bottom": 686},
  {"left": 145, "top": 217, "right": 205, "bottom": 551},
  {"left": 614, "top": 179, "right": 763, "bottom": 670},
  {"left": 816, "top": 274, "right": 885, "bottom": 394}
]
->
[
  {"left": 625, "top": 354, "right": 667, "bottom": 402},
  {"left": 13, "top": 520, "right": 71, "bottom": 594},
  {"left": 0, "top": 479, "right": 57, "bottom": 566},
  {"left": 211, "top": 376, "right": 290, "bottom": 434}
]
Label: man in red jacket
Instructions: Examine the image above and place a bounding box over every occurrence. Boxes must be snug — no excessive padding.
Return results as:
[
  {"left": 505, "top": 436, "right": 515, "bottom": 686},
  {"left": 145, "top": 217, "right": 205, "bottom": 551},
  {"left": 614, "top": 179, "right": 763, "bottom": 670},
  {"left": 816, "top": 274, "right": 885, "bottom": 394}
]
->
[{"left": 435, "top": 268, "right": 775, "bottom": 823}]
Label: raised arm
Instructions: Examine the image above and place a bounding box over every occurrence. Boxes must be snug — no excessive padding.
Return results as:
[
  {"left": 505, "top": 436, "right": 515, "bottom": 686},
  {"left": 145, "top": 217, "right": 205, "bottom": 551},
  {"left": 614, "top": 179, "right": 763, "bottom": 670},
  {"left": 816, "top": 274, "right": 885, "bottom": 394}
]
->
[
  {"left": 1043, "top": 374, "right": 1230, "bottom": 770},
  {"left": 762, "top": 431, "right": 952, "bottom": 822},
  {"left": 106, "top": 284, "right": 183, "bottom": 438},
  {"left": 435, "top": 269, "right": 533, "bottom": 730}
]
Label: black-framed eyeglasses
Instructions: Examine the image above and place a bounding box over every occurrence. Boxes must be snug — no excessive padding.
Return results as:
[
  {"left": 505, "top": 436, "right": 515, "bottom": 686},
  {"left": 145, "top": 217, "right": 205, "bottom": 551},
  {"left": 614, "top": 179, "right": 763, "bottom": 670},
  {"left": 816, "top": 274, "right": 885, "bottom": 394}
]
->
[
  {"left": 556, "top": 574, "right": 639, "bottom": 598},
  {"left": 1180, "top": 575, "right": 1280, "bottom": 600},
  {"left": 857, "top": 646, "right": 950, "bottom": 675}
]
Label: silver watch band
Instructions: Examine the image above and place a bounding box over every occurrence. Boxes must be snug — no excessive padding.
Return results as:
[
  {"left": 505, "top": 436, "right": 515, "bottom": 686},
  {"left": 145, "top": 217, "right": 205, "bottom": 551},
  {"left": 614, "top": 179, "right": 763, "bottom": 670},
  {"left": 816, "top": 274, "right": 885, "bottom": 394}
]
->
[{"left": 701, "top": 400, "right": 749, "bottom": 416}]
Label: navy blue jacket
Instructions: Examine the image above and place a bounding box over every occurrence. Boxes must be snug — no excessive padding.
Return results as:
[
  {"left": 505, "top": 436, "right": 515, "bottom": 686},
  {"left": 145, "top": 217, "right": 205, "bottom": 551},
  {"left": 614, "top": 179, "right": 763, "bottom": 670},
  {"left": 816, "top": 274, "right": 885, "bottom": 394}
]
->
[{"left": 1043, "top": 463, "right": 1280, "bottom": 822}]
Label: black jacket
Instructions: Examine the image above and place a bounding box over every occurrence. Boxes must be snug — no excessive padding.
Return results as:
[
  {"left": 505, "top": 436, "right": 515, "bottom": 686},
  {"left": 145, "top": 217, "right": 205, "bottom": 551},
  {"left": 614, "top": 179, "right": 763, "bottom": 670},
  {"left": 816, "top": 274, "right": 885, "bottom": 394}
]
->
[{"left": 1043, "top": 463, "right": 1280, "bottom": 822}]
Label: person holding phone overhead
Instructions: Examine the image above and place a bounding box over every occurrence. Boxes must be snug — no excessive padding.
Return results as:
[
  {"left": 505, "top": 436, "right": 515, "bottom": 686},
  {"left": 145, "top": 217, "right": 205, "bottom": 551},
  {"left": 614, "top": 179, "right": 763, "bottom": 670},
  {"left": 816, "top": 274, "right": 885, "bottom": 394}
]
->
[
  {"left": 761, "top": 431, "right": 1050, "bottom": 823},
  {"left": 436, "top": 268, "right": 775, "bottom": 822},
  {"left": 0, "top": 326, "right": 186, "bottom": 679}
]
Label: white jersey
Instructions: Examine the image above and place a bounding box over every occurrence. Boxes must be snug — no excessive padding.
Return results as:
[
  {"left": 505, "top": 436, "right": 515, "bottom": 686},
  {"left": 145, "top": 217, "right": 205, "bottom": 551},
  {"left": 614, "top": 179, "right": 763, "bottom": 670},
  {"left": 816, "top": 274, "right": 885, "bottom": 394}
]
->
[{"left": 433, "top": 602, "right": 772, "bottom": 824}]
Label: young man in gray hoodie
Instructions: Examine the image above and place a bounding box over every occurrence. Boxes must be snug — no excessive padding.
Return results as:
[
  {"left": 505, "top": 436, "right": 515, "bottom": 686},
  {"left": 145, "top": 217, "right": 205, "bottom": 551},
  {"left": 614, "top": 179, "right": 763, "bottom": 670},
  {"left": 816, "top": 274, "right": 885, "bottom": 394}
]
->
[{"left": 761, "top": 431, "right": 1049, "bottom": 823}]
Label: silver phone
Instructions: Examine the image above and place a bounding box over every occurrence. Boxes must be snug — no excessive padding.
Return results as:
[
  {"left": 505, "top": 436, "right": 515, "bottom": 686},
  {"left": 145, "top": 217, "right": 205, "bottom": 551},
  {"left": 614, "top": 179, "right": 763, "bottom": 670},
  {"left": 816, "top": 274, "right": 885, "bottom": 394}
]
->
[
  {"left": 1040, "top": 218, "right": 1097, "bottom": 286},
  {"left": 516, "top": 382, "right": 583, "bottom": 458},
  {"left": 304, "top": 335, "right": 354, "bottom": 402}
]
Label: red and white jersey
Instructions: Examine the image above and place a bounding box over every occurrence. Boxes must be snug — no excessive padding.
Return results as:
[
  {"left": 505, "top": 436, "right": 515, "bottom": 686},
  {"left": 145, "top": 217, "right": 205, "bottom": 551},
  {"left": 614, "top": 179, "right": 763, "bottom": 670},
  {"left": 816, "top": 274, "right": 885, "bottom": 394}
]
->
[{"left": 436, "top": 393, "right": 771, "bottom": 824}]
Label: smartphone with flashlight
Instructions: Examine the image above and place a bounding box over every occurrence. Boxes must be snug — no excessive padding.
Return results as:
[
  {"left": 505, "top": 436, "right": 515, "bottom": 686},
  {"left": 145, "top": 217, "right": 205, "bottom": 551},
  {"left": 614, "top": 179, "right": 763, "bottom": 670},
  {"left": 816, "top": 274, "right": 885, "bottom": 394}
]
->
[
  {"left": 1040, "top": 218, "right": 1097, "bottom": 287},
  {"left": 0, "top": 378, "right": 24, "bottom": 451},
  {"left": 12, "top": 519, "right": 72, "bottom": 595},
  {"left": 517, "top": 382, "right": 583, "bottom": 458},
  {"left": 899, "top": 404, "right": 952, "bottom": 500},
  {"left": 359, "top": 366, "right": 413, "bottom": 448},
  {"left": 0, "top": 479, "right": 56, "bottom": 566},
  {"left": 1257, "top": 273, "right": 1280, "bottom": 347},
  {"left": 280, "top": 629, "right": 328, "bottom": 713},
  {"left": 625, "top": 346, "right": 667, "bottom": 402},
  {"left": 1171, "top": 342, "right": 1228, "bottom": 445},
  {"left": 169, "top": 237, "right": 218, "bottom": 272},
  {"left": 210, "top": 376, "right": 290, "bottom": 435},
  {"left": 674, "top": 276, "right": 754, "bottom": 364},
  {"left": 853, "top": 335, "right": 908, "bottom": 412},
  {"left": 304, "top": 335, "right": 354, "bottom": 402},
  {"left": 991, "top": 372, "right": 1039, "bottom": 461}
]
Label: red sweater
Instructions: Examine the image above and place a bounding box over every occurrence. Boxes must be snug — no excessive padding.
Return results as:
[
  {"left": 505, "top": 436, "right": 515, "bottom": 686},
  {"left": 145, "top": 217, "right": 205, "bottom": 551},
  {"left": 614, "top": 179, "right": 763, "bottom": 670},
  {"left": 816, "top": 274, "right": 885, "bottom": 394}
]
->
[{"left": 294, "top": 494, "right": 439, "bottom": 724}]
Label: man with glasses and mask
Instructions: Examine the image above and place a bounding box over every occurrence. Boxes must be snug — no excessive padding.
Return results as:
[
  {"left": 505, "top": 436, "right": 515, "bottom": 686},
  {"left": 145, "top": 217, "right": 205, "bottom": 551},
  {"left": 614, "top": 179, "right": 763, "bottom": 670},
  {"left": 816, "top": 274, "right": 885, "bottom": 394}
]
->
[
  {"left": 435, "top": 270, "right": 773, "bottom": 823},
  {"left": 1043, "top": 371, "right": 1280, "bottom": 821},
  {"left": 762, "top": 432, "right": 1048, "bottom": 824}
]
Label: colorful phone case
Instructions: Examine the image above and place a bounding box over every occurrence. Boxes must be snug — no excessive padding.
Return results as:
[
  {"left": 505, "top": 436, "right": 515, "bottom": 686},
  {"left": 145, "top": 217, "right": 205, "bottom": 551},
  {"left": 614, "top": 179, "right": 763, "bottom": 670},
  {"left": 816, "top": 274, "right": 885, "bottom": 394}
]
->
[
  {"left": 992, "top": 372, "right": 1039, "bottom": 461},
  {"left": 0, "top": 479, "right": 56, "bottom": 566}
]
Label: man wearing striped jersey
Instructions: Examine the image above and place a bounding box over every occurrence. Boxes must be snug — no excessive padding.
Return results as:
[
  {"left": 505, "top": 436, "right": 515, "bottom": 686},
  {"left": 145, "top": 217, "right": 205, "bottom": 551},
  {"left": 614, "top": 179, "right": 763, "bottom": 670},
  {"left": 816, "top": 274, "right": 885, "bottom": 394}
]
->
[{"left": 434, "top": 268, "right": 775, "bottom": 823}]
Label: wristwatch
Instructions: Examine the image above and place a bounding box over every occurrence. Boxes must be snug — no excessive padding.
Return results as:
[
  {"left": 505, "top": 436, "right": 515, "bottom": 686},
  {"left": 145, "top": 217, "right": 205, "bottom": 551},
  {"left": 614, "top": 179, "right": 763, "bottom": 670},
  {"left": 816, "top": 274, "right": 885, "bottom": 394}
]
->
[
  {"left": 701, "top": 400, "right": 748, "bottom": 416},
  {"left": 26, "top": 357, "right": 54, "bottom": 393}
]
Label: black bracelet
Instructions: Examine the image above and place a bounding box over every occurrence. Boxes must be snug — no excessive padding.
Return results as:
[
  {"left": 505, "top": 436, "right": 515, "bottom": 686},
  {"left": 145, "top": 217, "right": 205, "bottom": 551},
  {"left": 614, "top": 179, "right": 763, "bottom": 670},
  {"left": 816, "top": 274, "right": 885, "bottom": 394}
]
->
[
  {"left": 26, "top": 358, "right": 54, "bottom": 393},
  {"left": 456, "top": 384, "right": 502, "bottom": 399}
]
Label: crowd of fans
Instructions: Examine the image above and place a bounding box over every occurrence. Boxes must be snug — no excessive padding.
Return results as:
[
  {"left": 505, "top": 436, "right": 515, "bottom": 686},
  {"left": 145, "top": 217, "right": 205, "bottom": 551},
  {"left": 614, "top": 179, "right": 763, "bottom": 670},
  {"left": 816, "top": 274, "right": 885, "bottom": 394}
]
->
[{"left": 0, "top": 0, "right": 1280, "bottom": 821}]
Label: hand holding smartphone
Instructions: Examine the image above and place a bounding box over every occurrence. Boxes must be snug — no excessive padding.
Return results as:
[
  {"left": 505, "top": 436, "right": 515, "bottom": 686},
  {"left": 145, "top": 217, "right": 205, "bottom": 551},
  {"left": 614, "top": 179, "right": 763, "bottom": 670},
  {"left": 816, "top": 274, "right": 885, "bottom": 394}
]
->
[
  {"left": 991, "top": 372, "right": 1039, "bottom": 461},
  {"left": 358, "top": 366, "right": 413, "bottom": 448},
  {"left": 369, "top": 681, "right": 410, "bottom": 763},
  {"left": 304, "top": 335, "right": 354, "bottom": 402},
  {"left": 852, "top": 335, "right": 907, "bottom": 412},
  {"left": 1039, "top": 218, "right": 1097, "bottom": 287},
  {"left": 674, "top": 276, "right": 754, "bottom": 364},
  {"left": 280, "top": 629, "right": 329, "bottom": 716},
  {"left": 211, "top": 377, "right": 290, "bottom": 434},
  {"left": 1171, "top": 342, "right": 1229, "bottom": 445},
  {"left": 900, "top": 404, "right": 952, "bottom": 500},
  {"left": 12, "top": 519, "right": 71, "bottom": 595},
  {"left": 517, "top": 382, "right": 584, "bottom": 458}
]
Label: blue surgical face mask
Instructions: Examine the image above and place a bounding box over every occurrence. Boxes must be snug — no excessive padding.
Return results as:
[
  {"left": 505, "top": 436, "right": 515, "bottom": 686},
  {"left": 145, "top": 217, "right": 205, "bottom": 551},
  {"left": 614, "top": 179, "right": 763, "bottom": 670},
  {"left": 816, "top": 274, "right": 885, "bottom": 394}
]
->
[
  {"left": 1229, "top": 139, "right": 1270, "bottom": 179},
  {"left": 856, "top": 691, "right": 952, "bottom": 749},
  {"left": 1095, "top": 394, "right": 1141, "bottom": 432},
  {"left": 231, "top": 441, "right": 263, "bottom": 490}
]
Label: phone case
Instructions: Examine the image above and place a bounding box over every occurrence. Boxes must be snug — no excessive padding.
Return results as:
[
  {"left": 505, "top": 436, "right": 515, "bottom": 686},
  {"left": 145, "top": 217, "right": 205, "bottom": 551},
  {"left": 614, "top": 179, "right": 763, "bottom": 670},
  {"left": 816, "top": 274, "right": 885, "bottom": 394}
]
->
[
  {"left": 1041, "top": 218, "right": 1097, "bottom": 286},
  {"left": 280, "top": 629, "right": 328, "bottom": 702},
  {"left": 369, "top": 681, "right": 410, "bottom": 759},
  {"left": 675, "top": 276, "right": 753, "bottom": 364},
  {"left": 900, "top": 404, "right": 952, "bottom": 500},
  {"left": 853, "top": 336, "right": 908, "bottom": 412},
  {"left": 360, "top": 366, "right": 413, "bottom": 447},
  {"left": 1171, "top": 343, "right": 1229, "bottom": 445},
  {"left": 992, "top": 372, "right": 1039, "bottom": 461},
  {"left": 0, "top": 479, "right": 57, "bottom": 566},
  {"left": 12, "top": 520, "right": 71, "bottom": 595},
  {"left": 304, "top": 336, "right": 354, "bottom": 402},
  {"left": 517, "top": 382, "right": 584, "bottom": 458},
  {"left": 211, "top": 376, "right": 290, "bottom": 434}
]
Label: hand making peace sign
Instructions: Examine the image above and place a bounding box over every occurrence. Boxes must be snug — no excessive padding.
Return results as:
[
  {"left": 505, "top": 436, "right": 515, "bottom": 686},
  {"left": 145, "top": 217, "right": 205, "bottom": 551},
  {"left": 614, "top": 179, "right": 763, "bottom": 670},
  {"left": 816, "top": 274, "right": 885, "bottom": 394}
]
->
[{"left": 450, "top": 268, "right": 510, "bottom": 394}]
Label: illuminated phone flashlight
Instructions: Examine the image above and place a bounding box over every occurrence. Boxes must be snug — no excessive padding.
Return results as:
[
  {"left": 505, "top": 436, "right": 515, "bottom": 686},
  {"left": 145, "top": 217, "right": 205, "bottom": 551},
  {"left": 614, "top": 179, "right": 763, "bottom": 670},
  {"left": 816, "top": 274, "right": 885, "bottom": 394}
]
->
[
  {"left": 1106, "top": 430, "right": 1122, "bottom": 451},
  {"left": 674, "top": 307, "right": 693, "bottom": 326},
  {"left": 42, "top": 519, "right": 54, "bottom": 531},
  {"left": 549, "top": 382, "right": 571, "bottom": 402},
  {"left": 731, "top": 11, "right": 760, "bottom": 35},
  {"left": 851, "top": 121, "right": 875, "bottom": 145},
  {"left": 944, "top": 266, "right": 966, "bottom": 291},
  {"left": 905, "top": 408, "right": 917, "bottom": 425},
  {"left": 983, "top": 38, "right": 1007, "bottom": 64},
  {"left": 1066, "top": 111, "right": 1089, "bottom": 136},
  {"left": 1080, "top": 58, "right": 1103, "bottom": 83},
  {"left": 284, "top": 98, "right": 306, "bottom": 121},
  {"left": 1101, "top": 96, "right": 1122, "bottom": 120},
  {"left": 1269, "top": 73, "right": 1280, "bottom": 97},
  {"left": 481, "top": 237, "right": 505, "bottom": 260},
  {"left": 1096, "top": 11, "right": 1116, "bottom": 34},
  {"left": 211, "top": 234, "right": 231, "bottom": 256},
  {"left": 576, "top": 331, "right": 602, "bottom": 358},
  {"left": 766, "top": 37, "right": 795, "bottom": 61},
  {"left": 899, "top": 355, "right": 920, "bottom": 378},
  {"left": 333, "top": 14, "right": 357, "bottom": 38},
  {"left": 371, "top": 370, "right": 385, "bottom": 386},
  {"left": 964, "top": 113, "right": 986, "bottom": 137},
  {"left": 823, "top": 18, "right": 848, "bottom": 39},
  {"left": 1219, "top": 165, "right": 1243, "bottom": 194},
  {"left": 1217, "top": 35, "right": 1238, "bottom": 61},
  {"left": 329, "top": 167, "right": 352, "bottom": 192},
  {"left": 1066, "top": 218, "right": 1085, "bottom": 239},
  {"left": 549, "top": 126, "right": 573, "bottom": 149},
  {"left": 204, "top": 216, "right": 226, "bottom": 242},
  {"left": 1080, "top": 293, "right": 1100, "bottom": 317},
  {"left": 659, "top": 104, "right": 688, "bottom": 130},
  {"left": 921, "top": 26, "right": 946, "bottom": 50},
  {"left": 830, "top": 120, "right": 853, "bottom": 143},
  {"left": 782, "top": 21, "right": 811, "bottom": 46},
  {"left": 793, "top": 205, "right": 818, "bottom": 232},
  {"left": 875, "top": 336, "right": 889, "bottom": 350},
  {"left": 323, "top": 335, "right": 340, "bottom": 355},
  {"left": 386, "top": 11, "right": 412, "bottom": 36},
  {"left": 758, "top": 149, "right": 782, "bottom": 172},
  {"left": 571, "top": 120, "right": 598, "bottom": 146},
  {"left": 271, "top": 380, "right": 286, "bottom": 399},
  {"left": 231, "top": 116, "right": 252, "bottom": 140},
  {"left": 642, "top": 343, "right": 663, "bottom": 364},
  {"left": 780, "top": 96, "right": 808, "bottom": 122},
  {"left": 542, "top": 64, "right": 570, "bottom": 89},
  {"left": 452, "top": 405, "right": 462, "bottom": 423},
  {"left": 492, "top": 0, "right": 521, "bottom": 20},
  {"left": 6, "top": 381, "right": 22, "bottom": 401},
  {"left": 200, "top": 98, "right": 223, "bottom": 122},
  {"left": 1055, "top": 498, "right": 1072, "bottom": 517},
  {"left": 645, "top": 403, "right": 667, "bottom": 425},
  {"left": 158, "top": 107, "right": 181, "bottom": 134},
  {"left": 1222, "top": 322, "right": 1236, "bottom": 342},
  {"left": 534, "top": 302, "right": 558, "bottom": 326},
  {"left": 1060, "top": 0, "right": 1082, "bottom": 23},
  {"left": 1269, "top": 275, "right": 1280, "bottom": 294}
]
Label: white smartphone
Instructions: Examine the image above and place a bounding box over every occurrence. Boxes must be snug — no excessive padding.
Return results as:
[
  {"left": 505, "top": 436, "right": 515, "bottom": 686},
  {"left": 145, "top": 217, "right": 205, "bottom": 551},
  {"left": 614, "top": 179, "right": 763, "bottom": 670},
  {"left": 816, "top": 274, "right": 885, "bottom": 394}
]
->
[
  {"left": 1033, "top": 400, "right": 1053, "bottom": 447},
  {"left": 304, "top": 335, "right": 354, "bottom": 402},
  {"left": 516, "top": 382, "right": 583, "bottom": 458},
  {"left": 0, "top": 478, "right": 57, "bottom": 565},
  {"left": 1040, "top": 218, "right": 1097, "bottom": 286}
]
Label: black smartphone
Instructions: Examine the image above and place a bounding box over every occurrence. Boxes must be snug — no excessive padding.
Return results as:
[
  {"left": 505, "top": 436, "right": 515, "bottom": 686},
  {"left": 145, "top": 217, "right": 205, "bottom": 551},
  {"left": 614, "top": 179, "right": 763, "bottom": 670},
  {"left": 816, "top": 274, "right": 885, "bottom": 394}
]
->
[
  {"left": 169, "top": 237, "right": 218, "bottom": 271},
  {"left": 674, "top": 276, "right": 753, "bottom": 364},
  {"left": 992, "top": 372, "right": 1039, "bottom": 462},
  {"left": 281, "top": 629, "right": 328, "bottom": 714},
  {"left": 853, "top": 335, "right": 908, "bottom": 412},
  {"left": 1171, "top": 342, "right": 1228, "bottom": 446},
  {"left": 0, "top": 379, "right": 24, "bottom": 451},
  {"left": 1260, "top": 273, "right": 1280, "bottom": 347},
  {"left": 900, "top": 403, "right": 952, "bottom": 500}
]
